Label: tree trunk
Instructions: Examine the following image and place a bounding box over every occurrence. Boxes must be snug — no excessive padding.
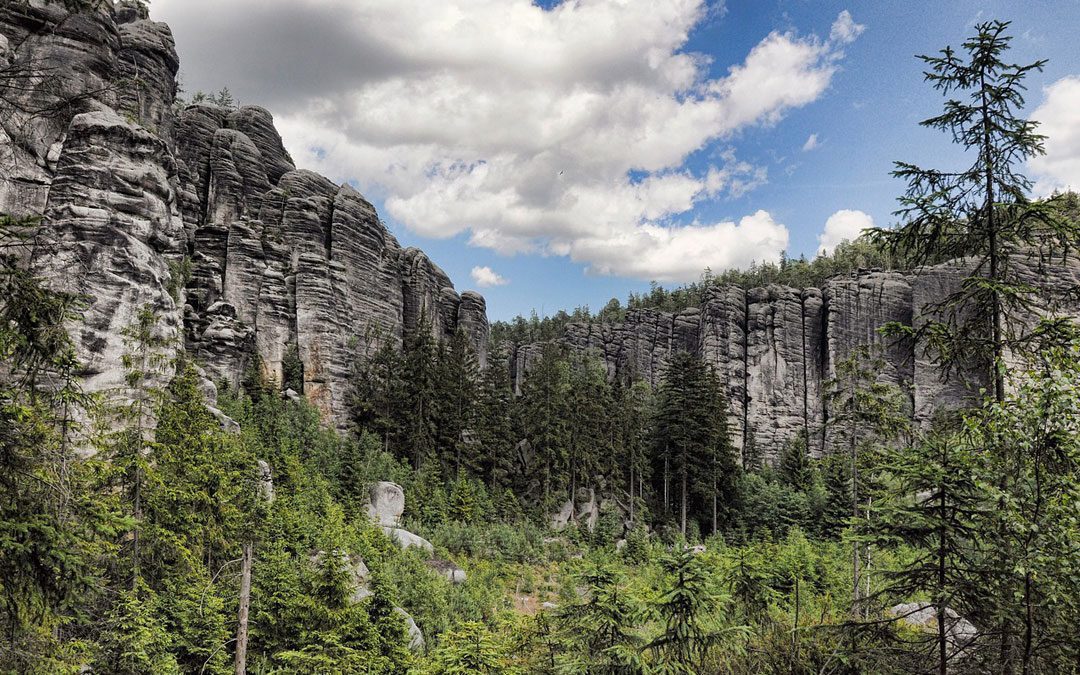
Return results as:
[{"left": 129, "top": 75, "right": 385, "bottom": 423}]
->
[
  {"left": 663, "top": 452, "right": 669, "bottom": 514},
  {"left": 938, "top": 479, "right": 948, "bottom": 675},
  {"left": 680, "top": 466, "right": 688, "bottom": 536},
  {"left": 851, "top": 432, "right": 860, "bottom": 618},
  {"left": 235, "top": 542, "right": 253, "bottom": 675}
]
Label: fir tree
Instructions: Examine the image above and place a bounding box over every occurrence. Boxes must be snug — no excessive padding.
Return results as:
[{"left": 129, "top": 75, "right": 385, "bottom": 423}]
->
[{"left": 870, "top": 20, "right": 1079, "bottom": 404}]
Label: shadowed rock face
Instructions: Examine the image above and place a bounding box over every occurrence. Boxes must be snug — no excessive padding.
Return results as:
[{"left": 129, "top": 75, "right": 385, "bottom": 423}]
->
[{"left": 3, "top": 1, "right": 488, "bottom": 427}]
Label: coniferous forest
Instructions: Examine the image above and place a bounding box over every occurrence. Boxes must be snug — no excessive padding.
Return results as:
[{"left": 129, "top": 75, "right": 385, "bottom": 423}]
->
[{"left": 4, "top": 7, "right": 1080, "bottom": 675}]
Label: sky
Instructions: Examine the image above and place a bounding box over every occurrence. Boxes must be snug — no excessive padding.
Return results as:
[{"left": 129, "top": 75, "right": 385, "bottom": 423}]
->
[{"left": 151, "top": 0, "right": 1080, "bottom": 321}]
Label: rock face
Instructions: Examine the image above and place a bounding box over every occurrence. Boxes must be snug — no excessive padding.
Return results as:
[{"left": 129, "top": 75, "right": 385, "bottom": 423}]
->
[
  {"left": 512, "top": 258, "right": 1080, "bottom": 465},
  {"left": 1, "top": 1, "right": 488, "bottom": 428}
]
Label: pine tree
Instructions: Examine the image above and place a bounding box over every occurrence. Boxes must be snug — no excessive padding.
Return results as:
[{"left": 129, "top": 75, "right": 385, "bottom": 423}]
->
[
  {"left": 0, "top": 215, "right": 108, "bottom": 671},
  {"left": 963, "top": 345, "right": 1080, "bottom": 673},
  {"left": 103, "top": 305, "right": 173, "bottom": 588},
  {"left": 555, "top": 563, "right": 648, "bottom": 674},
  {"left": 647, "top": 545, "right": 739, "bottom": 673},
  {"left": 869, "top": 433, "right": 985, "bottom": 675},
  {"left": 518, "top": 344, "right": 571, "bottom": 504},
  {"left": 823, "top": 346, "right": 909, "bottom": 617},
  {"left": 653, "top": 352, "right": 731, "bottom": 536}
]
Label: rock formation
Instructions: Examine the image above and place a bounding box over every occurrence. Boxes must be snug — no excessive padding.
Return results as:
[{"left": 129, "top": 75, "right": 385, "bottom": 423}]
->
[
  {"left": 0, "top": 1, "right": 489, "bottom": 429},
  {"left": 4, "top": 1, "right": 1078, "bottom": 468},
  {"left": 512, "top": 255, "right": 1080, "bottom": 465}
]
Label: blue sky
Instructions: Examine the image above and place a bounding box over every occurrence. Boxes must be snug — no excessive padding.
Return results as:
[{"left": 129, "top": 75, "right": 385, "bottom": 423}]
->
[{"left": 155, "top": 0, "right": 1080, "bottom": 321}]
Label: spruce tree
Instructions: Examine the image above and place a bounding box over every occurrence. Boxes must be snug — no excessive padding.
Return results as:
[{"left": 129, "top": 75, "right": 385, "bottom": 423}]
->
[
  {"left": 434, "top": 329, "right": 479, "bottom": 476},
  {"left": 475, "top": 351, "right": 516, "bottom": 490},
  {"left": 823, "top": 346, "right": 909, "bottom": 617},
  {"left": 518, "top": 344, "right": 571, "bottom": 504},
  {"left": 871, "top": 20, "right": 1078, "bottom": 404},
  {"left": 401, "top": 312, "right": 439, "bottom": 469}
]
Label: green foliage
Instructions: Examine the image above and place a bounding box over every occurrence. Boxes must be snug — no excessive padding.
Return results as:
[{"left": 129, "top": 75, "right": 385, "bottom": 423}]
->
[
  {"left": 164, "top": 256, "right": 192, "bottom": 302},
  {"left": 281, "top": 342, "right": 304, "bottom": 392},
  {"left": 652, "top": 351, "right": 735, "bottom": 536},
  {"left": 647, "top": 545, "right": 744, "bottom": 673},
  {"left": 553, "top": 563, "right": 649, "bottom": 674},
  {"left": 424, "top": 621, "right": 509, "bottom": 674}
]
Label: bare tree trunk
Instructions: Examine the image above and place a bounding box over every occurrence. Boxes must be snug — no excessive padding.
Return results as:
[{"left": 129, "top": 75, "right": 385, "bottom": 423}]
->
[
  {"left": 663, "top": 452, "right": 669, "bottom": 514},
  {"left": 938, "top": 485, "right": 948, "bottom": 675},
  {"left": 680, "top": 467, "right": 687, "bottom": 536},
  {"left": 851, "top": 433, "right": 860, "bottom": 618},
  {"left": 234, "top": 542, "right": 253, "bottom": 675}
]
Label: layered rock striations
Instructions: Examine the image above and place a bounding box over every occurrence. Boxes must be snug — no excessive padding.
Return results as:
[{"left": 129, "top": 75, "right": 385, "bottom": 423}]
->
[{"left": 2, "top": 1, "right": 489, "bottom": 426}]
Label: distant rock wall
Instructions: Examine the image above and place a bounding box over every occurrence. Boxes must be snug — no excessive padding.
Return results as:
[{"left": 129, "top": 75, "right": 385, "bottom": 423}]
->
[
  {"left": 1, "top": 1, "right": 488, "bottom": 426},
  {"left": 511, "top": 254, "right": 1080, "bottom": 464}
]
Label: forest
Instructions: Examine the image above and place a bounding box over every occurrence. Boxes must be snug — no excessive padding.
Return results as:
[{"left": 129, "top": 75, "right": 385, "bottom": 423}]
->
[{"left": 3, "top": 12, "right": 1080, "bottom": 675}]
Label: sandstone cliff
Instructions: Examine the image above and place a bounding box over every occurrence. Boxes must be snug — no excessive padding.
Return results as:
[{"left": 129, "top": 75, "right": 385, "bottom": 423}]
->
[
  {"left": 0, "top": 0, "right": 489, "bottom": 425},
  {"left": 511, "top": 254, "right": 1080, "bottom": 464}
]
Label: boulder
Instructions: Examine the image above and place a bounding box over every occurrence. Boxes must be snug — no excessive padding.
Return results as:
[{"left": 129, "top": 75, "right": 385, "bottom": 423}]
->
[
  {"left": 381, "top": 526, "right": 434, "bottom": 554},
  {"left": 889, "top": 602, "right": 978, "bottom": 655},
  {"left": 394, "top": 607, "right": 425, "bottom": 651},
  {"left": 366, "top": 481, "right": 405, "bottom": 527},
  {"left": 550, "top": 500, "right": 574, "bottom": 531},
  {"left": 256, "top": 459, "right": 274, "bottom": 503},
  {"left": 426, "top": 559, "right": 467, "bottom": 584}
]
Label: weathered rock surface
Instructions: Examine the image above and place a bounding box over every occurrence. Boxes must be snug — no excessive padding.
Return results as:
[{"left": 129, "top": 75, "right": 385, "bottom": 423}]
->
[
  {"left": 426, "top": 559, "right": 467, "bottom": 584},
  {"left": 1, "top": 1, "right": 488, "bottom": 429},
  {"left": 394, "top": 607, "right": 425, "bottom": 651},
  {"left": 32, "top": 107, "right": 185, "bottom": 397},
  {"left": 381, "top": 526, "right": 435, "bottom": 554},
  {"left": 512, "top": 253, "right": 1080, "bottom": 465},
  {"left": 366, "top": 481, "right": 405, "bottom": 528}
]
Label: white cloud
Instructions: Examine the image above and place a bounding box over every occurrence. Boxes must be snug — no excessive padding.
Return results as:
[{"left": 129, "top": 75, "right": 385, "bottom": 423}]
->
[
  {"left": 153, "top": 0, "right": 862, "bottom": 281},
  {"left": 802, "top": 133, "right": 819, "bottom": 151},
  {"left": 470, "top": 265, "right": 509, "bottom": 287},
  {"left": 571, "top": 210, "right": 789, "bottom": 282},
  {"left": 1030, "top": 76, "right": 1080, "bottom": 195},
  {"left": 818, "top": 209, "right": 873, "bottom": 255},
  {"left": 829, "top": 10, "right": 865, "bottom": 44}
]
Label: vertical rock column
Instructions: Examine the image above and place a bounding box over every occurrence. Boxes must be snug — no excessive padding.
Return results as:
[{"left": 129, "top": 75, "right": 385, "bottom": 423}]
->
[
  {"left": 698, "top": 286, "right": 748, "bottom": 455},
  {"left": 823, "top": 272, "right": 915, "bottom": 451},
  {"left": 33, "top": 109, "right": 186, "bottom": 394},
  {"left": 744, "top": 285, "right": 824, "bottom": 463},
  {"left": 911, "top": 259, "right": 988, "bottom": 427}
]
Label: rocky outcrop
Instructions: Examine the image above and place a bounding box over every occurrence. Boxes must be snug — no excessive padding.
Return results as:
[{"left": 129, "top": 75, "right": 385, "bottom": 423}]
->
[
  {"left": 511, "top": 253, "right": 1080, "bottom": 465},
  {"left": 32, "top": 107, "right": 185, "bottom": 396},
  {"left": 1, "top": 1, "right": 488, "bottom": 429},
  {"left": 364, "top": 480, "right": 435, "bottom": 553}
]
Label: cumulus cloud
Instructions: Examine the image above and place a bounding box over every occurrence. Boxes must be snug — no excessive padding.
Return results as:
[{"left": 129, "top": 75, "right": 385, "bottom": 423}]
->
[
  {"left": 818, "top": 209, "right": 873, "bottom": 255},
  {"left": 154, "top": 0, "right": 863, "bottom": 282},
  {"left": 572, "top": 210, "right": 789, "bottom": 281},
  {"left": 1030, "top": 76, "right": 1080, "bottom": 195},
  {"left": 829, "top": 10, "right": 866, "bottom": 44},
  {"left": 802, "top": 133, "right": 820, "bottom": 151},
  {"left": 470, "top": 265, "right": 509, "bottom": 288}
]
